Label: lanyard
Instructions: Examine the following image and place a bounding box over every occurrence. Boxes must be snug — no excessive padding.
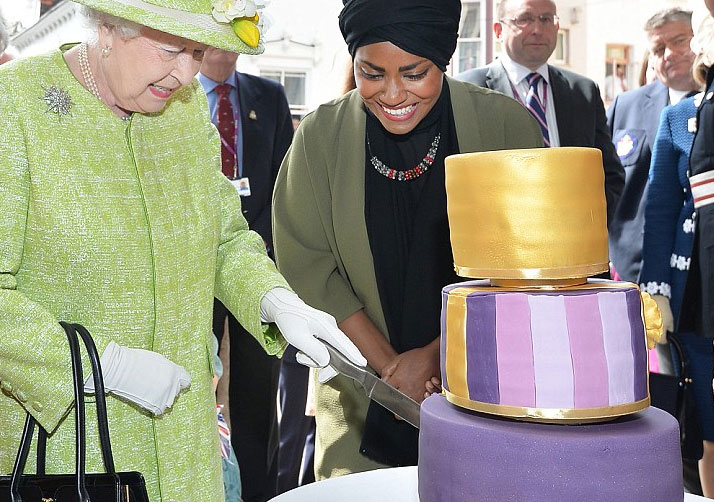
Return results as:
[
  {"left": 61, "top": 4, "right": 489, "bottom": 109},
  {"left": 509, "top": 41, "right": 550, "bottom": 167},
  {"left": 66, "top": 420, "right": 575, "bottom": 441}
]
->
[{"left": 509, "top": 76, "right": 549, "bottom": 112}]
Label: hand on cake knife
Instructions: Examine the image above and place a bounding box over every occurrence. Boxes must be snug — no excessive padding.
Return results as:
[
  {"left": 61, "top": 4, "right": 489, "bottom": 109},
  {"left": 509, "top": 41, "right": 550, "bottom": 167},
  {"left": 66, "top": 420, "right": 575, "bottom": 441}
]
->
[{"left": 323, "top": 341, "right": 421, "bottom": 429}]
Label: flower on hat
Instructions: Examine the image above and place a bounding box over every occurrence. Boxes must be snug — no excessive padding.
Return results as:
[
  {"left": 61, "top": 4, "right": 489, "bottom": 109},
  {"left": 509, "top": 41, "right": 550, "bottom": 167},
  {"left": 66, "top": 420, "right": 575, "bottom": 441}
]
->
[{"left": 212, "top": 0, "right": 269, "bottom": 48}]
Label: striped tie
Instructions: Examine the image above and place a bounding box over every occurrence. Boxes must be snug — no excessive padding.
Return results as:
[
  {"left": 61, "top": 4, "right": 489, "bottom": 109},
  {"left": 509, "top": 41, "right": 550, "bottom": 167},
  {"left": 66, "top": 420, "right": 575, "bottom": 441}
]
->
[{"left": 525, "top": 72, "right": 550, "bottom": 147}]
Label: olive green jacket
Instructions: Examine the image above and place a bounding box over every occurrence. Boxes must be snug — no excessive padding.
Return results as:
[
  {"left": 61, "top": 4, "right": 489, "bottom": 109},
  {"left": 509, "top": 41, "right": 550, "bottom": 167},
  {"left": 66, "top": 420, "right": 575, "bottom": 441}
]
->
[
  {"left": 273, "top": 76, "right": 543, "bottom": 479},
  {"left": 0, "top": 48, "right": 289, "bottom": 501}
]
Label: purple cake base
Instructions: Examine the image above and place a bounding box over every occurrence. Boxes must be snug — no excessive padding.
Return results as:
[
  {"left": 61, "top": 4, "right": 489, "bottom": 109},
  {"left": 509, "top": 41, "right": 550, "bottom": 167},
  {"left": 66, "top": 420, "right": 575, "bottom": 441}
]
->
[{"left": 418, "top": 394, "right": 682, "bottom": 502}]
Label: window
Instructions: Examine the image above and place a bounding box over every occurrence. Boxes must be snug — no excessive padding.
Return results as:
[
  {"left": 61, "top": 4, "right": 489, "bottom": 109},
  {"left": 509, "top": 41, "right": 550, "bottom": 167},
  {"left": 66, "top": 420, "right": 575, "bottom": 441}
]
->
[
  {"left": 260, "top": 69, "right": 308, "bottom": 118},
  {"left": 553, "top": 29, "right": 568, "bottom": 65},
  {"left": 40, "top": 0, "right": 64, "bottom": 16},
  {"left": 454, "top": 1, "right": 482, "bottom": 74},
  {"left": 604, "top": 44, "right": 630, "bottom": 103}
]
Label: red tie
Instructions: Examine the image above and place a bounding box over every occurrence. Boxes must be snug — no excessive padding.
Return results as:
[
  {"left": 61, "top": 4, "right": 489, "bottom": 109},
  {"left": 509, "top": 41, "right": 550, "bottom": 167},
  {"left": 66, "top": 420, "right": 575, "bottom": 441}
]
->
[{"left": 216, "top": 83, "right": 237, "bottom": 178}]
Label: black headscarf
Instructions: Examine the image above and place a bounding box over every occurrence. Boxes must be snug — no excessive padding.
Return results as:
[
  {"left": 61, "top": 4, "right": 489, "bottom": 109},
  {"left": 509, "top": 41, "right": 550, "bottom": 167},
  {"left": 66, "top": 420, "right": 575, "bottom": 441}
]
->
[{"left": 339, "top": 0, "right": 461, "bottom": 71}]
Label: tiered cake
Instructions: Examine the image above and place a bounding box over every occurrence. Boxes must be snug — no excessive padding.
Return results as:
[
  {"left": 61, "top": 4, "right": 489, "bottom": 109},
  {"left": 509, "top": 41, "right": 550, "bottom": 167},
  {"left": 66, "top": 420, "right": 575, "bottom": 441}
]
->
[{"left": 417, "top": 148, "right": 683, "bottom": 502}]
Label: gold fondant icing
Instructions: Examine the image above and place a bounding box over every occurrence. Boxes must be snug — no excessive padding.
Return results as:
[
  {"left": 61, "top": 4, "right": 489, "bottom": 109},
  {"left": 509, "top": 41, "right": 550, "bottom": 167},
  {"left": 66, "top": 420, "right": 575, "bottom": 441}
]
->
[
  {"left": 445, "top": 293, "right": 469, "bottom": 399},
  {"left": 444, "top": 390, "right": 650, "bottom": 424},
  {"left": 445, "top": 147, "right": 609, "bottom": 280}
]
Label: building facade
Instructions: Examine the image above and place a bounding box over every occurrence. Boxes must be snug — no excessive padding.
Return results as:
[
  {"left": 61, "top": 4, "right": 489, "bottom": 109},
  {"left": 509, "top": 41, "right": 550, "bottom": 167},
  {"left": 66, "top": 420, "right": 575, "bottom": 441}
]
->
[{"left": 6, "top": 0, "right": 696, "bottom": 115}]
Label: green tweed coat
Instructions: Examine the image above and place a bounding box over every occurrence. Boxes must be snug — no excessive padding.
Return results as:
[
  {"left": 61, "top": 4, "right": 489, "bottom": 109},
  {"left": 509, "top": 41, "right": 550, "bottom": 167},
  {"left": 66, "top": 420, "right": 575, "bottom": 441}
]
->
[
  {"left": 273, "top": 76, "right": 543, "bottom": 479},
  {"left": 0, "top": 47, "right": 289, "bottom": 501}
]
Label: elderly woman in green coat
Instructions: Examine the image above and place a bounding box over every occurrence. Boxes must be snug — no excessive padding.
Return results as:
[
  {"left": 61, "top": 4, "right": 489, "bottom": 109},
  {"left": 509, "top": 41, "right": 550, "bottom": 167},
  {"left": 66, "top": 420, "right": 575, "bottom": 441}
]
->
[
  {"left": 273, "top": 0, "right": 543, "bottom": 481},
  {"left": 0, "top": 1, "right": 365, "bottom": 501}
]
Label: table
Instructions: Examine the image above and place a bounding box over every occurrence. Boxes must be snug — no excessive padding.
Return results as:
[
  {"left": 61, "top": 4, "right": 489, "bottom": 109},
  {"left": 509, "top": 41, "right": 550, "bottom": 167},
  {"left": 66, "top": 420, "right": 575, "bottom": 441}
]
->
[{"left": 268, "top": 466, "right": 711, "bottom": 502}]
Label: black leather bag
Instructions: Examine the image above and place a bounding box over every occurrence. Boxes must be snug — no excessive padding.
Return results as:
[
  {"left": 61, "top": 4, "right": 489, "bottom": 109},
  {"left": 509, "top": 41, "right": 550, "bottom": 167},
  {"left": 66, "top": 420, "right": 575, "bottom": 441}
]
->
[
  {"left": 649, "top": 333, "right": 703, "bottom": 461},
  {"left": 0, "top": 322, "right": 149, "bottom": 501}
]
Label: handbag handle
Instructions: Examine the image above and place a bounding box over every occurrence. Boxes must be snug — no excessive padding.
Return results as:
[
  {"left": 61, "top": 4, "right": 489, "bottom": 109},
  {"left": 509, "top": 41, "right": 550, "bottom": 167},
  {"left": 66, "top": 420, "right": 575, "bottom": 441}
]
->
[
  {"left": 9, "top": 322, "right": 111, "bottom": 501},
  {"left": 36, "top": 324, "right": 116, "bottom": 475}
]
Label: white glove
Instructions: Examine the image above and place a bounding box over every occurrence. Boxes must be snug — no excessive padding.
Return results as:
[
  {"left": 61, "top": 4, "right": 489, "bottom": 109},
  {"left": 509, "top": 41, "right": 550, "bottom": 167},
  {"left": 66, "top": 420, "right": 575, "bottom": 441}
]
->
[
  {"left": 652, "top": 294, "right": 674, "bottom": 337},
  {"left": 260, "top": 288, "right": 367, "bottom": 383},
  {"left": 85, "top": 341, "right": 191, "bottom": 416}
]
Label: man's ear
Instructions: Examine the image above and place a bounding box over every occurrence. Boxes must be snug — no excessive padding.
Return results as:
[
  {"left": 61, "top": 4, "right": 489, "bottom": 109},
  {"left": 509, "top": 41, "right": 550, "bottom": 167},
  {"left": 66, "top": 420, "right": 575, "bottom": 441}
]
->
[{"left": 494, "top": 21, "right": 503, "bottom": 40}]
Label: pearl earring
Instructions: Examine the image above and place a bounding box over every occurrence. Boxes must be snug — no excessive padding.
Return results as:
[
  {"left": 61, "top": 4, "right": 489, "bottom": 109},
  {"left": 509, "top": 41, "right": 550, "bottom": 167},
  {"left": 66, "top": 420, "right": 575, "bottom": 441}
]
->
[{"left": 101, "top": 46, "right": 112, "bottom": 57}]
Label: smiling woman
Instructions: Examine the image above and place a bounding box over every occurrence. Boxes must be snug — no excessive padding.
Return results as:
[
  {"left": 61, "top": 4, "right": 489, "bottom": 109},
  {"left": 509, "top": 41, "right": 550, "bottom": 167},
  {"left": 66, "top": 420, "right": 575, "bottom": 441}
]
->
[
  {"left": 68, "top": 9, "right": 209, "bottom": 117},
  {"left": 0, "top": 1, "right": 368, "bottom": 501},
  {"left": 272, "top": 0, "right": 544, "bottom": 482}
]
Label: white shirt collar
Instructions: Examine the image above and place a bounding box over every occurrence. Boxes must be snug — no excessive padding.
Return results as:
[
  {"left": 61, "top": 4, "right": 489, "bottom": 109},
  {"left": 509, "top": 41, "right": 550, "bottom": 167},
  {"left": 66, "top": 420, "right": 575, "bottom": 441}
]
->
[
  {"left": 669, "top": 88, "right": 692, "bottom": 106},
  {"left": 499, "top": 53, "right": 550, "bottom": 86}
]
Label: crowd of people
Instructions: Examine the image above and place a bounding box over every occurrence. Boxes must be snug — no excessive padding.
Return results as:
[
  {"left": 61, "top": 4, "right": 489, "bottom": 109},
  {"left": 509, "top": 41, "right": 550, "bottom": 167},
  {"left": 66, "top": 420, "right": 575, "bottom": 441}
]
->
[{"left": 0, "top": 0, "right": 713, "bottom": 500}]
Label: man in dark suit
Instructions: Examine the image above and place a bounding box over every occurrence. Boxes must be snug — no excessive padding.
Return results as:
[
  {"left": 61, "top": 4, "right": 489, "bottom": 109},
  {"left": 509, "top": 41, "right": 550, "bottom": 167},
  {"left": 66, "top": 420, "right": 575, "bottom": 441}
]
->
[
  {"left": 606, "top": 8, "right": 698, "bottom": 286},
  {"left": 457, "top": 0, "right": 624, "bottom": 225},
  {"left": 199, "top": 48, "right": 293, "bottom": 502}
]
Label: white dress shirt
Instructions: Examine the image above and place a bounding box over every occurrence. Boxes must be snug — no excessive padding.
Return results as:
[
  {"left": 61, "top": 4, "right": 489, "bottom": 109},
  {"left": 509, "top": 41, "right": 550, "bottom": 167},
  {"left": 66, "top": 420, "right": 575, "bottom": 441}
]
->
[{"left": 498, "top": 55, "right": 561, "bottom": 147}]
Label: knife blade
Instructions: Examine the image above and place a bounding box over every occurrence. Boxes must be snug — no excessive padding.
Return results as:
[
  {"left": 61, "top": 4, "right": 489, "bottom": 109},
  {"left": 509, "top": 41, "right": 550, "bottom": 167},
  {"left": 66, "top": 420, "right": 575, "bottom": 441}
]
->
[{"left": 323, "top": 342, "right": 421, "bottom": 429}]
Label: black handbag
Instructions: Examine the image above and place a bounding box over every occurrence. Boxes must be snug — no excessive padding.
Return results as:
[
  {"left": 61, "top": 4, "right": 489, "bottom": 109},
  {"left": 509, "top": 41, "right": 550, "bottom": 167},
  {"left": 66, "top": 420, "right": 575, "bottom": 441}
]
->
[
  {"left": 0, "top": 322, "right": 150, "bottom": 501},
  {"left": 648, "top": 332, "right": 704, "bottom": 461}
]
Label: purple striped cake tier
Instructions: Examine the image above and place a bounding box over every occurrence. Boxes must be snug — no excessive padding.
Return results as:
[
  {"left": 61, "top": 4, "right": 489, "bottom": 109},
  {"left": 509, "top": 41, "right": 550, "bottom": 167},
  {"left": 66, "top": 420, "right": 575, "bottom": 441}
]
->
[{"left": 440, "top": 279, "right": 649, "bottom": 422}]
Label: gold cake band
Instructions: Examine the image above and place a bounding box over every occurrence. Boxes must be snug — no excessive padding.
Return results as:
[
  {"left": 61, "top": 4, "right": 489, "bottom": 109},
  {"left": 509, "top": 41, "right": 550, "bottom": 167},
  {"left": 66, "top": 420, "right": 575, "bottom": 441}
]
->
[
  {"left": 446, "top": 279, "right": 639, "bottom": 296},
  {"left": 444, "top": 390, "right": 651, "bottom": 424},
  {"left": 456, "top": 264, "right": 608, "bottom": 282}
]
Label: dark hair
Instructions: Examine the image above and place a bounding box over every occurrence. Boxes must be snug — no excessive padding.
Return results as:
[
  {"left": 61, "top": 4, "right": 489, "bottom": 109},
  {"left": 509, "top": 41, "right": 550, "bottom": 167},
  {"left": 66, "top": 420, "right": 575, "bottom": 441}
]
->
[{"left": 644, "top": 8, "right": 692, "bottom": 34}]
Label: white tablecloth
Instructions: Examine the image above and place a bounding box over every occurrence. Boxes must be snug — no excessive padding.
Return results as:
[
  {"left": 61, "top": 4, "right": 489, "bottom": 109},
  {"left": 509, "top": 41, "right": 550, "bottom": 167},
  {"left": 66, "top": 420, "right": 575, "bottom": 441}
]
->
[{"left": 268, "top": 466, "right": 710, "bottom": 502}]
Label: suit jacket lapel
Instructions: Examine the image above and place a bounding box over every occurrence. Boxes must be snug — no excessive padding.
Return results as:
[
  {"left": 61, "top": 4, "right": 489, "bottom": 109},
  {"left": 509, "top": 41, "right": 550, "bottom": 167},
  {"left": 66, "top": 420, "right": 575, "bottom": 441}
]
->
[
  {"left": 236, "top": 71, "right": 264, "bottom": 178},
  {"left": 548, "top": 66, "right": 574, "bottom": 145},
  {"left": 643, "top": 81, "right": 669, "bottom": 140},
  {"left": 486, "top": 61, "right": 514, "bottom": 96}
]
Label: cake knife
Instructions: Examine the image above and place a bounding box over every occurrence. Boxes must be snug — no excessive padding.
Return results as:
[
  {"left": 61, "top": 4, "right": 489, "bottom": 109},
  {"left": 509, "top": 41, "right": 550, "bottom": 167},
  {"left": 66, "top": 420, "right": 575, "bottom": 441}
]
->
[{"left": 323, "top": 342, "right": 421, "bottom": 429}]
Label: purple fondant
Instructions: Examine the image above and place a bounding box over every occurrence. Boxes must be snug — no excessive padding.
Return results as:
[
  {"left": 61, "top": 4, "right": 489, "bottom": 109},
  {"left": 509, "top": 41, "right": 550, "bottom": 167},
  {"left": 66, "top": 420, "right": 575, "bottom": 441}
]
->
[
  {"left": 465, "top": 293, "right": 498, "bottom": 403},
  {"left": 564, "top": 295, "right": 610, "bottom": 408},
  {"left": 495, "top": 294, "right": 535, "bottom": 407},
  {"left": 418, "top": 395, "right": 683, "bottom": 502},
  {"left": 440, "top": 289, "right": 449, "bottom": 392},
  {"left": 599, "top": 291, "right": 636, "bottom": 405},
  {"left": 626, "top": 288, "right": 648, "bottom": 400},
  {"left": 528, "top": 295, "right": 574, "bottom": 408}
]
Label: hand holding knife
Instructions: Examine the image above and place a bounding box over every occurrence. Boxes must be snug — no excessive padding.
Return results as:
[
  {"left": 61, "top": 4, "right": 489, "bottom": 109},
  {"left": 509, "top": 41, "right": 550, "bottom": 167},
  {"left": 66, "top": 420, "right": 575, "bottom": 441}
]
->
[{"left": 323, "top": 342, "right": 421, "bottom": 429}]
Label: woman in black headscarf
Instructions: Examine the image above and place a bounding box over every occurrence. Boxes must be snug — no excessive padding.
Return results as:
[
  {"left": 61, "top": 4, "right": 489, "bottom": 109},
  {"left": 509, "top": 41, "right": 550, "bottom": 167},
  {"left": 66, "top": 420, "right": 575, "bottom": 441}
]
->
[{"left": 273, "top": 0, "right": 543, "bottom": 478}]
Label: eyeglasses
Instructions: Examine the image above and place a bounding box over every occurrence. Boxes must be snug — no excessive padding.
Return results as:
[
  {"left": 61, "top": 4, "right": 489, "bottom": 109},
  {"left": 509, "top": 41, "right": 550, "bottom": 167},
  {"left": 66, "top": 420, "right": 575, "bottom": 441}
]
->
[
  {"left": 649, "top": 34, "right": 693, "bottom": 58},
  {"left": 500, "top": 14, "right": 559, "bottom": 29}
]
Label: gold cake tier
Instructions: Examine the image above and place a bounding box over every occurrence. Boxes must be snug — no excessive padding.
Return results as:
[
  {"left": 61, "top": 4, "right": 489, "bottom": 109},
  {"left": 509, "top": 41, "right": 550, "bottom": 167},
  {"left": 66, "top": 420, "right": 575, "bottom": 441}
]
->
[{"left": 445, "top": 147, "right": 609, "bottom": 280}]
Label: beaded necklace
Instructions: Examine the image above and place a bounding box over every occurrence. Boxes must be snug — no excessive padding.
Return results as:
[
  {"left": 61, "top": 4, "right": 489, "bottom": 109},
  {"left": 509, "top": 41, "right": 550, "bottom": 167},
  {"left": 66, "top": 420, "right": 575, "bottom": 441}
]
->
[{"left": 367, "top": 131, "right": 441, "bottom": 182}]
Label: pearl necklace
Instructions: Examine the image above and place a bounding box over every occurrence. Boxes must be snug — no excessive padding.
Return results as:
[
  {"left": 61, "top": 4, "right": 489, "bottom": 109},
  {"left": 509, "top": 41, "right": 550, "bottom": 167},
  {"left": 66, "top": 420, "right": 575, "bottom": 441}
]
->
[
  {"left": 78, "top": 43, "right": 102, "bottom": 102},
  {"left": 78, "top": 43, "right": 130, "bottom": 121},
  {"left": 367, "top": 131, "right": 441, "bottom": 181}
]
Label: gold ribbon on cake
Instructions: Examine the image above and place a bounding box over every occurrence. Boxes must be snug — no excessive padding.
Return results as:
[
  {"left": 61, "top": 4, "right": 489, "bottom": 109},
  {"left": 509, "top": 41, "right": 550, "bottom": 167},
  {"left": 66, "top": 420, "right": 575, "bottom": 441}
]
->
[
  {"left": 444, "top": 390, "right": 650, "bottom": 423},
  {"left": 640, "top": 292, "right": 664, "bottom": 349}
]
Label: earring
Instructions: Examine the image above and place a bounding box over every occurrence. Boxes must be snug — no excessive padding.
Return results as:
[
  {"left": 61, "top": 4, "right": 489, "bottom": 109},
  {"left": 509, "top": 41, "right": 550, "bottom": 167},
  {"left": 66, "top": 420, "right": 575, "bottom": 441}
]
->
[{"left": 101, "top": 45, "right": 112, "bottom": 57}]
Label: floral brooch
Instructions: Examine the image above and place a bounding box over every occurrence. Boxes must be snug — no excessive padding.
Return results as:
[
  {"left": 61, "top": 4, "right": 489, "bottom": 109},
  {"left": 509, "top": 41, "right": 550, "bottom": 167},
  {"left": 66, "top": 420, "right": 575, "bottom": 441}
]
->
[
  {"left": 212, "top": 0, "right": 269, "bottom": 48},
  {"left": 41, "top": 85, "right": 72, "bottom": 119}
]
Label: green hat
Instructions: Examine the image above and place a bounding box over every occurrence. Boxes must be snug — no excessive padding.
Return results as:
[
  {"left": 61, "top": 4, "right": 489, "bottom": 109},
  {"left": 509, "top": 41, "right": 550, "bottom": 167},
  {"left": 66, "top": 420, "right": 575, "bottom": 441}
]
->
[{"left": 72, "top": 0, "right": 267, "bottom": 54}]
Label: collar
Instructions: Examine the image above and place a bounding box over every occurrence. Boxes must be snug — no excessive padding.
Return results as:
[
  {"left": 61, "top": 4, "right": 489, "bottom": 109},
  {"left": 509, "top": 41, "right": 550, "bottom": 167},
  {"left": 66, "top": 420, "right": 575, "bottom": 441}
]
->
[
  {"left": 499, "top": 54, "right": 550, "bottom": 86},
  {"left": 669, "top": 87, "right": 690, "bottom": 105},
  {"left": 197, "top": 71, "right": 238, "bottom": 94}
]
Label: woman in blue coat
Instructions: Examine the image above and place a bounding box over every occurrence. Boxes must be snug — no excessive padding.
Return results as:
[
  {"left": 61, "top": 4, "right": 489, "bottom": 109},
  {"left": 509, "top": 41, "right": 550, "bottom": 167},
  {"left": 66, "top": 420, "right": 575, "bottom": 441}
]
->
[{"left": 639, "top": 85, "right": 714, "bottom": 495}]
